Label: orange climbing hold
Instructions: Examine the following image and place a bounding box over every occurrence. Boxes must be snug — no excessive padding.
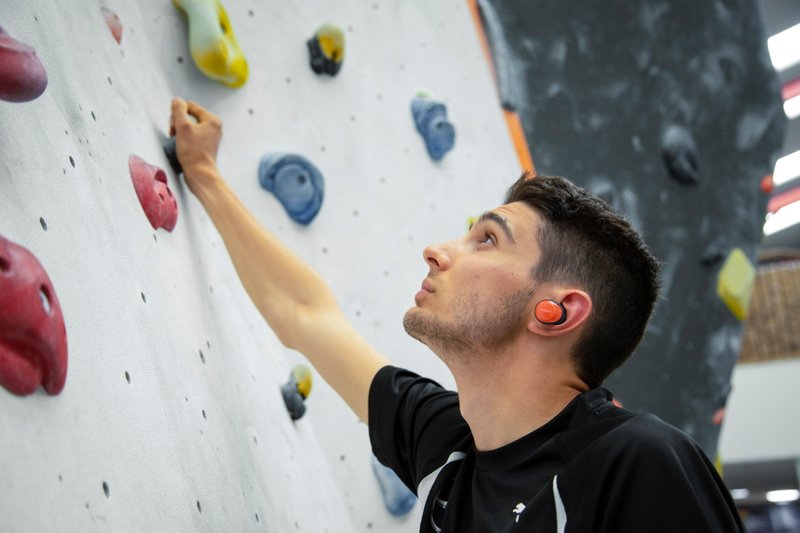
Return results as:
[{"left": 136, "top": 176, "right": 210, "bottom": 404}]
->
[{"left": 128, "top": 155, "right": 179, "bottom": 232}]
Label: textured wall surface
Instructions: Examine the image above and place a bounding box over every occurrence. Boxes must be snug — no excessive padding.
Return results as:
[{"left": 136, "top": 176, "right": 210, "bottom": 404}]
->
[
  {"left": 0, "top": 1, "right": 518, "bottom": 531},
  {"left": 483, "top": 0, "right": 786, "bottom": 456}
]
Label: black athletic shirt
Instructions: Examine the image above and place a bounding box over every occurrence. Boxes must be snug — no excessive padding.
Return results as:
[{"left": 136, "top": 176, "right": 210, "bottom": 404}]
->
[{"left": 369, "top": 366, "right": 744, "bottom": 533}]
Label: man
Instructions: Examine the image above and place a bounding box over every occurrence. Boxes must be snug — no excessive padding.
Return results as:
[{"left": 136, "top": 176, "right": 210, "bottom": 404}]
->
[{"left": 170, "top": 98, "right": 744, "bottom": 532}]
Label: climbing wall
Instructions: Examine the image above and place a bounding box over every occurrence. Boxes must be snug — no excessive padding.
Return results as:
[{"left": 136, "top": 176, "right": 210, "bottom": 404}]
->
[
  {"left": 0, "top": 1, "right": 518, "bottom": 531},
  {"left": 479, "top": 0, "right": 787, "bottom": 457}
]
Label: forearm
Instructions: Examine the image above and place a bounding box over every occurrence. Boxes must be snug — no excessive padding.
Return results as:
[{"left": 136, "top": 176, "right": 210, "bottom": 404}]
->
[{"left": 192, "top": 168, "right": 337, "bottom": 349}]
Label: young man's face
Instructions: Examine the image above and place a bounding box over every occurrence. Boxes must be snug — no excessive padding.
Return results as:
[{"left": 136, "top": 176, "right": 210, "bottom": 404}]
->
[{"left": 403, "top": 201, "right": 544, "bottom": 356}]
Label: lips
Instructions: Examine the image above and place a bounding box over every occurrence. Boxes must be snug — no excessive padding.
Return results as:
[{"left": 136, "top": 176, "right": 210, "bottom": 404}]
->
[
  {"left": 414, "top": 279, "right": 436, "bottom": 305},
  {"left": 421, "top": 279, "right": 435, "bottom": 293}
]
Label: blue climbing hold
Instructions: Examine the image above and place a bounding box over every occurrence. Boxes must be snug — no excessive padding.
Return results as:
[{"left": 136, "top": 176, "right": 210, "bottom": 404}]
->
[
  {"left": 371, "top": 455, "right": 417, "bottom": 516},
  {"left": 411, "top": 95, "right": 455, "bottom": 161},
  {"left": 258, "top": 153, "right": 324, "bottom": 225}
]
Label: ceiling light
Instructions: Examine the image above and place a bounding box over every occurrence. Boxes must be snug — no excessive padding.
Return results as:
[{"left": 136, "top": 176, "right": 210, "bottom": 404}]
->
[
  {"left": 730, "top": 488, "right": 750, "bottom": 500},
  {"left": 786, "top": 96, "right": 800, "bottom": 119},
  {"left": 773, "top": 150, "right": 800, "bottom": 187},
  {"left": 763, "top": 201, "right": 800, "bottom": 236},
  {"left": 768, "top": 23, "right": 800, "bottom": 71},
  {"left": 766, "top": 489, "right": 800, "bottom": 503}
]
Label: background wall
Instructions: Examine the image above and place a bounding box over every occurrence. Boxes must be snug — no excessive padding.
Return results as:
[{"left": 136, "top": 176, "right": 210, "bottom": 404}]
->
[
  {"left": 481, "top": 0, "right": 787, "bottom": 457},
  {"left": 0, "top": 1, "right": 519, "bottom": 531}
]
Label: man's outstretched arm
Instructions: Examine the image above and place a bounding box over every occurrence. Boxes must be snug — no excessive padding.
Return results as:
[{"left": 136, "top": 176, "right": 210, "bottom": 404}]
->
[{"left": 170, "top": 97, "right": 389, "bottom": 421}]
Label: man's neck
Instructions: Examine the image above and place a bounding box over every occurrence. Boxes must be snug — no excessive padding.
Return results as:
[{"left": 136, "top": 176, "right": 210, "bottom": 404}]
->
[{"left": 447, "top": 345, "right": 587, "bottom": 452}]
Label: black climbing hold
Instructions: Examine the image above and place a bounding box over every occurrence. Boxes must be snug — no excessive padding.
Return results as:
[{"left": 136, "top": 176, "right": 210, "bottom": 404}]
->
[
  {"left": 163, "top": 136, "right": 182, "bottom": 175},
  {"left": 661, "top": 125, "right": 700, "bottom": 185},
  {"left": 307, "top": 25, "right": 345, "bottom": 76}
]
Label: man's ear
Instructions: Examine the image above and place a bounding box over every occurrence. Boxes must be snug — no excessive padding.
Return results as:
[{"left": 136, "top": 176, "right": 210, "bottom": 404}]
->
[{"left": 527, "top": 290, "right": 592, "bottom": 337}]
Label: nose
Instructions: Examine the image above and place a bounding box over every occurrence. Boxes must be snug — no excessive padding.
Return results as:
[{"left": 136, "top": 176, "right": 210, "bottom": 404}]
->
[{"left": 423, "top": 242, "right": 451, "bottom": 271}]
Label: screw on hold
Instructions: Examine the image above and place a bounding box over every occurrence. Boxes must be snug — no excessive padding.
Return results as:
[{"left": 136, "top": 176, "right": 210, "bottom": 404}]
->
[
  {"left": 0, "top": 25, "right": 48, "bottom": 103},
  {"left": 661, "top": 125, "right": 700, "bottom": 185},
  {"left": 307, "top": 24, "right": 345, "bottom": 76},
  {"left": 258, "top": 153, "right": 325, "bottom": 225},
  {"left": 281, "top": 364, "right": 313, "bottom": 421},
  {"left": 411, "top": 94, "right": 456, "bottom": 161},
  {"left": 0, "top": 235, "right": 68, "bottom": 396}
]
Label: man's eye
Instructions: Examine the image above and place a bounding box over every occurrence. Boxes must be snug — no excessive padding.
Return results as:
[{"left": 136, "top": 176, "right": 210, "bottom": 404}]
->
[{"left": 480, "top": 233, "right": 495, "bottom": 245}]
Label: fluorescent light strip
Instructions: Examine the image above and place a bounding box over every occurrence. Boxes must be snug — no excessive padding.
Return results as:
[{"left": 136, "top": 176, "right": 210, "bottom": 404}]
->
[
  {"left": 730, "top": 488, "right": 750, "bottom": 500},
  {"left": 768, "top": 23, "right": 800, "bottom": 71},
  {"left": 763, "top": 200, "right": 800, "bottom": 236},
  {"left": 785, "top": 95, "right": 800, "bottom": 119},
  {"left": 773, "top": 150, "right": 800, "bottom": 187},
  {"left": 766, "top": 489, "right": 800, "bottom": 503}
]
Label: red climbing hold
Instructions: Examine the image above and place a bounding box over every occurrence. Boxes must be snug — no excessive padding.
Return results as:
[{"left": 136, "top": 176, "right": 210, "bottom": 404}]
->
[
  {"left": 128, "top": 155, "right": 178, "bottom": 232},
  {"left": 0, "top": 235, "right": 68, "bottom": 396},
  {"left": 0, "top": 25, "right": 48, "bottom": 102},
  {"left": 101, "top": 7, "right": 124, "bottom": 45}
]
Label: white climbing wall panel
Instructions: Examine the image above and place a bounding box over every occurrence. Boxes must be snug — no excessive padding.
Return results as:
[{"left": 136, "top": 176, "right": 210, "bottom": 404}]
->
[{"left": 0, "top": 1, "right": 519, "bottom": 531}]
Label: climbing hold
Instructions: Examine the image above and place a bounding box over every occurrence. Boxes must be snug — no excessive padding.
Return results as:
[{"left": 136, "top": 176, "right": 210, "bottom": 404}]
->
[
  {"left": 258, "top": 153, "right": 325, "bottom": 225},
  {"left": 307, "top": 24, "right": 345, "bottom": 76},
  {"left": 760, "top": 174, "right": 774, "bottom": 195},
  {"left": 661, "top": 125, "right": 700, "bottom": 185},
  {"left": 411, "top": 95, "right": 456, "bottom": 161},
  {"left": 700, "top": 237, "right": 727, "bottom": 267},
  {"left": 101, "top": 7, "right": 123, "bottom": 45},
  {"left": 163, "top": 136, "right": 182, "bottom": 175},
  {"left": 0, "top": 235, "right": 68, "bottom": 396},
  {"left": 281, "top": 364, "right": 312, "bottom": 421},
  {"left": 716, "top": 247, "right": 755, "bottom": 320},
  {"left": 173, "top": 0, "right": 248, "bottom": 87},
  {"left": 128, "top": 155, "right": 179, "bottom": 232},
  {"left": 371, "top": 455, "right": 416, "bottom": 516},
  {"left": 0, "top": 25, "right": 48, "bottom": 103},
  {"left": 466, "top": 216, "right": 478, "bottom": 230}
]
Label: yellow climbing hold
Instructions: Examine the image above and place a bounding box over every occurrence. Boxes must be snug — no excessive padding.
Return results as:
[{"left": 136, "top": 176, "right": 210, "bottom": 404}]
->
[
  {"left": 716, "top": 248, "right": 755, "bottom": 320},
  {"left": 318, "top": 25, "right": 344, "bottom": 61},
  {"left": 467, "top": 216, "right": 478, "bottom": 230},
  {"left": 291, "top": 364, "right": 313, "bottom": 399},
  {"left": 173, "top": 0, "right": 248, "bottom": 87}
]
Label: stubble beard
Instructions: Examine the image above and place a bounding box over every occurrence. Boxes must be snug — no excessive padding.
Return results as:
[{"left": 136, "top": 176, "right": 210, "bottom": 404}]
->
[{"left": 403, "top": 287, "right": 535, "bottom": 362}]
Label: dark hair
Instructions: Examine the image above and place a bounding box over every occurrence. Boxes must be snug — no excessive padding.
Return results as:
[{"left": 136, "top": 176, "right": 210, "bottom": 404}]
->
[{"left": 505, "top": 172, "right": 660, "bottom": 388}]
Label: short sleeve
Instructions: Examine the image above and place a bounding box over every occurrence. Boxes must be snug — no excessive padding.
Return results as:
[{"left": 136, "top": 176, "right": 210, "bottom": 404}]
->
[{"left": 368, "top": 366, "right": 471, "bottom": 494}]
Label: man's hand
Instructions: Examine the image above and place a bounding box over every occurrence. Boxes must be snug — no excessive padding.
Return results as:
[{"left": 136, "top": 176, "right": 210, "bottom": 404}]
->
[{"left": 170, "top": 97, "right": 222, "bottom": 195}]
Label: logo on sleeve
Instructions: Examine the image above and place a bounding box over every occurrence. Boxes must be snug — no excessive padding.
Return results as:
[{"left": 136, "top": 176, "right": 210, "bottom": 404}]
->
[{"left": 513, "top": 502, "right": 526, "bottom": 523}]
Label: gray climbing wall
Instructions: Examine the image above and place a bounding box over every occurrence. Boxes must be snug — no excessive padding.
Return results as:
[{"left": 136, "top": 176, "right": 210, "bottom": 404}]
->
[
  {"left": 480, "top": 0, "right": 787, "bottom": 457},
  {"left": 0, "top": 1, "right": 518, "bottom": 532}
]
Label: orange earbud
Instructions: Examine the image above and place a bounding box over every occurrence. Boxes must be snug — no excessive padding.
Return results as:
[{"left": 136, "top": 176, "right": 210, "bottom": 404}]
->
[{"left": 534, "top": 299, "right": 567, "bottom": 325}]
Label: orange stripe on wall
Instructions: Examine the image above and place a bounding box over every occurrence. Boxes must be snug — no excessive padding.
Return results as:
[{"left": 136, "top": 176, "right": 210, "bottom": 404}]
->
[{"left": 467, "top": 0, "right": 535, "bottom": 174}]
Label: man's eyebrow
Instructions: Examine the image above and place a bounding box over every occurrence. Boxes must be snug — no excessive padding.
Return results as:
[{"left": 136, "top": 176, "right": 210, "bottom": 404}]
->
[{"left": 478, "top": 211, "right": 515, "bottom": 244}]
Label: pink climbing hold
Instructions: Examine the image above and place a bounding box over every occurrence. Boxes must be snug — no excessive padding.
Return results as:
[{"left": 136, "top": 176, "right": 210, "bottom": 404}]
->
[
  {"left": 101, "top": 7, "right": 124, "bottom": 45},
  {"left": 0, "top": 235, "right": 68, "bottom": 396},
  {"left": 0, "top": 25, "right": 48, "bottom": 102},
  {"left": 129, "top": 155, "right": 178, "bottom": 231}
]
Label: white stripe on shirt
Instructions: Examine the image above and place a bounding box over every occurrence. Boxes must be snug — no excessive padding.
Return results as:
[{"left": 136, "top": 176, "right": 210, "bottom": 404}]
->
[
  {"left": 553, "top": 475, "right": 567, "bottom": 533},
  {"left": 416, "top": 451, "right": 466, "bottom": 508}
]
